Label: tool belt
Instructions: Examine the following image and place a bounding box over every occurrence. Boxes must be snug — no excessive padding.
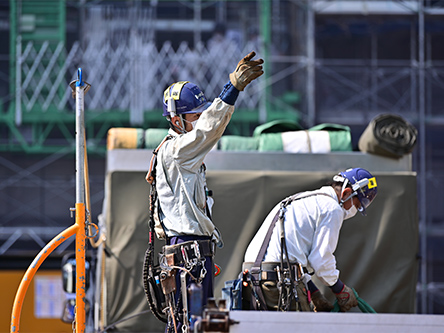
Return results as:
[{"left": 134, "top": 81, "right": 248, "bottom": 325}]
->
[
  {"left": 242, "top": 261, "right": 302, "bottom": 282},
  {"left": 162, "top": 239, "right": 214, "bottom": 266}
]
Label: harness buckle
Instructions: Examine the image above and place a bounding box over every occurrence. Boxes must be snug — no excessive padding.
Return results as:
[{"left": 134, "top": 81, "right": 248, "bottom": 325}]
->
[
  {"left": 181, "top": 245, "right": 193, "bottom": 269},
  {"left": 193, "top": 241, "right": 202, "bottom": 260}
]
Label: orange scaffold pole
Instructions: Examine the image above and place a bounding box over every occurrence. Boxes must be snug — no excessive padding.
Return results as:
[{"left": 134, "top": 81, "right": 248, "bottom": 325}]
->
[{"left": 10, "top": 68, "right": 92, "bottom": 333}]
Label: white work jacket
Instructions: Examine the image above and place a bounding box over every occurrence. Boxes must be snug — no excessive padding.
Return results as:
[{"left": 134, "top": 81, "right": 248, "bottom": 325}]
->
[
  {"left": 244, "top": 186, "right": 345, "bottom": 286},
  {"left": 154, "top": 98, "right": 234, "bottom": 247}
]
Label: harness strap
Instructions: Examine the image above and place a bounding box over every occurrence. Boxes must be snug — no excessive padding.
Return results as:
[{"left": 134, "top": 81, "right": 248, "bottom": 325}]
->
[
  {"left": 253, "top": 192, "right": 333, "bottom": 267},
  {"left": 146, "top": 135, "right": 172, "bottom": 185},
  {"left": 249, "top": 272, "right": 268, "bottom": 311},
  {"left": 142, "top": 135, "right": 173, "bottom": 324},
  {"left": 248, "top": 191, "right": 334, "bottom": 311}
]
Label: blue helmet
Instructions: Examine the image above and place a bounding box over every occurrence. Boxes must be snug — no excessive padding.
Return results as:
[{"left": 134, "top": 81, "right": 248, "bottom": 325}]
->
[
  {"left": 162, "top": 81, "right": 212, "bottom": 117},
  {"left": 334, "top": 168, "right": 378, "bottom": 215}
]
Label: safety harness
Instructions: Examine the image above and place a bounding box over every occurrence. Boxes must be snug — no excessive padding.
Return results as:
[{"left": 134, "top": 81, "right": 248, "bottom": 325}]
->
[
  {"left": 243, "top": 192, "right": 332, "bottom": 311},
  {"left": 143, "top": 135, "right": 214, "bottom": 333},
  {"left": 143, "top": 135, "right": 172, "bottom": 324}
]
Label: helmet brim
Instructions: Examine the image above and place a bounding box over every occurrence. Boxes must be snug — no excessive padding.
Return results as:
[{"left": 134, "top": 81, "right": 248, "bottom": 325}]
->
[{"left": 180, "top": 101, "right": 212, "bottom": 115}]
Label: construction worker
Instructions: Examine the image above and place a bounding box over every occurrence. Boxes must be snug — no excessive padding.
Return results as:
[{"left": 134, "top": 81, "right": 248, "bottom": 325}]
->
[
  {"left": 147, "top": 51, "right": 263, "bottom": 332},
  {"left": 243, "top": 168, "right": 378, "bottom": 312}
]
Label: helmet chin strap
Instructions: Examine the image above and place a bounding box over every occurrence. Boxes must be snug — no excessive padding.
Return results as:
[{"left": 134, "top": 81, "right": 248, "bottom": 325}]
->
[
  {"left": 340, "top": 192, "right": 355, "bottom": 207},
  {"left": 339, "top": 178, "right": 356, "bottom": 207},
  {"left": 167, "top": 92, "right": 187, "bottom": 134},
  {"left": 170, "top": 115, "right": 187, "bottom": 134}
]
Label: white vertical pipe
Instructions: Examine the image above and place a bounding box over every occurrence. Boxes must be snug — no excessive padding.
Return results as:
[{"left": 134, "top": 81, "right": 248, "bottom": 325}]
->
[
  {"left": 306, "top": 1, "right": 315, "bottom": 127},
  {"left": 76, "top": 70, "right": 85, "bottom": 205},
  {"left": 15, "top": 35, "right": 22, "bottom": 126},
  {"left": 194, "top": 0, "right": 202, "bottom": 47},
  {"left": 418, "top": 0, "right": 427, "bottom": 314}
]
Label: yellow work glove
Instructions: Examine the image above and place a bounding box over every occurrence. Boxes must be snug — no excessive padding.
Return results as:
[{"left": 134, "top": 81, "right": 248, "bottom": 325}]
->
[
  {"left": 229, "top": 51, "right": 264, "bottom": 91},
  {"left": 311, "top": 290, "right": 334, "bottom": 312},
  {"left": 335, "top": 285, "right": 358, "bottom": 312}
]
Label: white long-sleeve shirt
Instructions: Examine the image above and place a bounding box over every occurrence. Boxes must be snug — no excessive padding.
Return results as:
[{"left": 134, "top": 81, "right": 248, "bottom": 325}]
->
[
  {"left": 154, "top": 97, "right": 234, "bottom": 246},
  {"left": 244, "top": 186, "right": 345, "bottom": 286}
]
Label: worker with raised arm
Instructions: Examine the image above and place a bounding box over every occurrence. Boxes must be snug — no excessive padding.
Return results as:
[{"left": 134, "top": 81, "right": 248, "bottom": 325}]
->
[{"left": 146, "top": 51, "right": 263, "bottom": 332}]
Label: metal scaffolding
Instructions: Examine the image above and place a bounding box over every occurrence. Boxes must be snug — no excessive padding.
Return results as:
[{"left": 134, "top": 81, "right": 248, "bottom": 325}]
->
[{"left": 1, "top": 0, "right": 444, "bottom": 313}]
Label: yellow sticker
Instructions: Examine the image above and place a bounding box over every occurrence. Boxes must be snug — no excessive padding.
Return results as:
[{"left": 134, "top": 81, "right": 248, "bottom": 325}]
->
[
  {"left": 163, "top": 83, "right": 174, "bottom": 101},
  {"left": 368, "top": 177, "right": 377, "bottom": 189},
  {"left": 163, "top": 81, "right": 189, "bottom": 102},
  {"left": 170, "top": 81, "right": 189, "bottom": 100}
]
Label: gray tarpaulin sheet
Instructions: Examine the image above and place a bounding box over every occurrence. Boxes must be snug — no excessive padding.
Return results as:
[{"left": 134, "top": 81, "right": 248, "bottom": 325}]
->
[{"left": 103, "top": 169, "right": 417, "bottom": 332}]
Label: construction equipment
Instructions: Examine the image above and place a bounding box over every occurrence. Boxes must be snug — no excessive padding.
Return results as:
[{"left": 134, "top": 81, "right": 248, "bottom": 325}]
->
[{"left": 10, "top": 69, "right": 95, "bottom": 333}]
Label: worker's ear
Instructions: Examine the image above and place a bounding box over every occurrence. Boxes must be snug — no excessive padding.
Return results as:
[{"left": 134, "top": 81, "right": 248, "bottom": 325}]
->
[
  {"left": 171, "top": 115, "right": 181, "bottom": 126},
  {"left": 341, "top": 187, "right": 353, "bottom": 200}
]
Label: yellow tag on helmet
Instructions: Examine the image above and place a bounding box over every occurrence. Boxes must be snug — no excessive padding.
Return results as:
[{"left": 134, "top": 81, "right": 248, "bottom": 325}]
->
[
  {"left": 170, "top": 81, "right": 189, "bottom": 100},
  {"left": 163, "top": 81, "right": 189, "bottom": 102},
  {"left": 368, "top": 177, "right": 377, "bottom": 189}
]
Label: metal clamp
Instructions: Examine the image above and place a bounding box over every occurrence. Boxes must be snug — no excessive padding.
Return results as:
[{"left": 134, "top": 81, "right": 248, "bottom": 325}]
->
[
  {"left": 200, "top": 299, "right": 238, "bottom": 332},
  {"left": 69, "top": 68, "right": 91, "bottom": 99},
  {"left": 192, "top": 241, "right": 207, "bottom": 282},
  {"left": 85, "top": 222, "right": 99, "bottom": 239},
  {"left": 159, "top": 252, "right": 172, "bottom": 272},
  {"left": 180, "top": 271, "right": 189, "bottom": 333},
  {"left": 69, "top": 207, "right": 76, "bottom": 218},
  {"left": 181, "top": 245, "right": 193, "bottom": 269},
  {"left": 192, "top": 241, "right": 202, "bottom": 260},
  {"left": 278, "top": 205, "right": 286, "bottom": 220}
]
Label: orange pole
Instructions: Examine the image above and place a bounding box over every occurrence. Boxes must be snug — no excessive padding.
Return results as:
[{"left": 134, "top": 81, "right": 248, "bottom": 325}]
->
[
  {"left": 10, "top": 225, "right": 79, "bottom": 333},
  {"left": 11, "top": 69, "right": 92, "bottom": 333},
  {"left": 75, "top": 202, "right": 87, "bottom": 333}
]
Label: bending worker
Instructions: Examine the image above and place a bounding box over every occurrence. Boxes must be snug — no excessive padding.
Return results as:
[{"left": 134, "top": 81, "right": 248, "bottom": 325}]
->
[
  {"left": 147, "top": 51, "right": 263, "bottom": 331},
  {"left": 243, "top": 168, "right": 378, "bottom": 312}
]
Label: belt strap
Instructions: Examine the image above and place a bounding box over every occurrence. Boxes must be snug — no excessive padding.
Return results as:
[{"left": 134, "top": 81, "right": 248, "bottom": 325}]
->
[
  {"left": 163, "top": 239, "right": 213, "bottom": 266},
  {"left": 252, "top": 192, "right": 334, "bottom": 269},
  {"left": 243, "top": 261, "right": 298, "bottom": 272},
  {"left": 243, "top": 262, "right": 299, "bottom": 282}
]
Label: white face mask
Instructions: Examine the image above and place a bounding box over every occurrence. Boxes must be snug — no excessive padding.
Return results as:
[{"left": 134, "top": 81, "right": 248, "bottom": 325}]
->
[
  {"left": 190, "top": 119, "right": 198, "bottom": 130},
  {"left": 340, "top": 191, "right": 358, "bottom": 220},
  {"left": 342, "top": 204, "right": 358, "bottom": 220},
  {"left": 182, "top": 118, "right": 199, "bottom": 132}
]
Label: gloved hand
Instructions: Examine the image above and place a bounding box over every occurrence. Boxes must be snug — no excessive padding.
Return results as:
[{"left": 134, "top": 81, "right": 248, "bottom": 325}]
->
[
  {"left": 229, "top": 51, "right": 264, "bottom": 91},
  {"left": 311, "top": 290, "right": 334, "bottom": 312},
  {"left": 334, "top": 285, "right": 358, "bottom": 312}
]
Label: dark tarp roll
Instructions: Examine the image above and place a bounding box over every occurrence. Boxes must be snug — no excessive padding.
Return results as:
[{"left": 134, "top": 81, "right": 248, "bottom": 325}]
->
[{"left": 358, "top": 114, "right": 418, "bottom": 158}]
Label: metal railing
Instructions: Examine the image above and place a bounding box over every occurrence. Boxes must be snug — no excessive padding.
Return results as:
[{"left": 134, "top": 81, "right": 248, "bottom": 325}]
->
[{"left": 14, "top": 39, "right": 265, "bottom": 124}]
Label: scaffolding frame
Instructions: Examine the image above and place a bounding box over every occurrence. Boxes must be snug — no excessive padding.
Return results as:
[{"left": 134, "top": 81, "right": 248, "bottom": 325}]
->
[{"left": 1, "top": 0, "right": 444, "bottom": 314}]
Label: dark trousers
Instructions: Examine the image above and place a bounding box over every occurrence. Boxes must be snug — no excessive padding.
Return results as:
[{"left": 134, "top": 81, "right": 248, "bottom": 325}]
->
[{"left": 166, "top": 235, "right": 214, "bottom": 332}]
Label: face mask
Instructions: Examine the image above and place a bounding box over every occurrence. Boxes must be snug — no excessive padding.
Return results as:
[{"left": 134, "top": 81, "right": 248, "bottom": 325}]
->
[
  {"left": 183, "top": 118, "right": 198, "bottom": 132},
  {"left": 340, "top": 191, "right": 358, "bottom": 220},
  {"left": 342, "top": 204, "right": 358, "bottom": 220},
  {"left": 190, "top": 119, "right": 198, "bottom": 130}
]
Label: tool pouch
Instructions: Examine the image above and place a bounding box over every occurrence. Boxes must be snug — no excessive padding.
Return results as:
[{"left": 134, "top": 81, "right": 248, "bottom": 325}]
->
[
  {"left": 221, "top": 274, "right": 244, "bottom": 310},
  {"left": 147, "top": 264, "right": 168, "bottom": 311}
]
